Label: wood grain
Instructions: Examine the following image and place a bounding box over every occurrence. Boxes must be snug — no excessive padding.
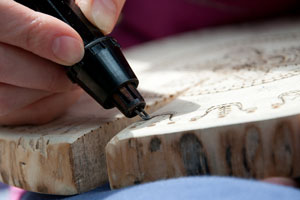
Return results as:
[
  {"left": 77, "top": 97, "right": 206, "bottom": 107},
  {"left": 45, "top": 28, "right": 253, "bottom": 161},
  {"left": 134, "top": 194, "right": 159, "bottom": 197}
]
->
[
  {"left": 106, "top": 18, "right": 300, "bottom": 189},
  {"left": 0, "top": 90, "right": 176, "bottom": 194},
  {"left": 107, "top": 115, "right": 300, "bottom": 189},
  {"left": 1, "top": 18, "right": 300, "bottom": 194}
]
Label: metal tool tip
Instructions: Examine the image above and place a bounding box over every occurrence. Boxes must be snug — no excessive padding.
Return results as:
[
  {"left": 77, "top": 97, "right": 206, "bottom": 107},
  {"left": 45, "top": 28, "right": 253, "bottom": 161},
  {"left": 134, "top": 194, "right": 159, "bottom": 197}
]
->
[{"left": 135, "top": 109, "right": 151, "bottom": 120}]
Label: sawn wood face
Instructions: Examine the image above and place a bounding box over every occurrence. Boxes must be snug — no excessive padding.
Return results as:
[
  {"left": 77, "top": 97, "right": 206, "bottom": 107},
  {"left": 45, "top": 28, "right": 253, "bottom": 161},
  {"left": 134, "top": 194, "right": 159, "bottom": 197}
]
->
[{"left": 1, "top": 18, "right": 300, "bottom": 194}]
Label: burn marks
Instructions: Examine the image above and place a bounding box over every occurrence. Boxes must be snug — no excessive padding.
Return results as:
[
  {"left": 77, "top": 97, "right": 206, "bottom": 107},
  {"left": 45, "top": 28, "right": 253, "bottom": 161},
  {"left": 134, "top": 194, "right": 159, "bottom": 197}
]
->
[
  {"left": 219, "top": 126, "right": 264, "bottom": 178},
  {"left": 225, "top": 146, "right": 233, "bottom": 176},
  {"left": 149, "top": 137, "right": 161, "bottom": 152},
  {"left": 179, "top": 133, "right": 210, "bottom": 175},
  {"left": 271, "top": 121, "right": 294, "bottom": 176},
  {"left": 115, "top": 120, "right": 298, "bottom": 188}
]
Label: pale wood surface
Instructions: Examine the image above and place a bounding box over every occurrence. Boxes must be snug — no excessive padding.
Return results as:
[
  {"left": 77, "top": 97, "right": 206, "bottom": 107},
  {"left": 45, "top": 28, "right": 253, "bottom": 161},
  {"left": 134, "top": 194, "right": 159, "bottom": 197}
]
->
[
  {"left": 0, "top": 92, "right": 177, "bottom": 194},
  {"left": 0, "top": 39, "right": 184, "bottom": 194},
  {"left": 1, "top": 18, "right": 300, "bottom": 194},
  {"left": 106, "top": 19, "right": 300, "bottom": 189}
]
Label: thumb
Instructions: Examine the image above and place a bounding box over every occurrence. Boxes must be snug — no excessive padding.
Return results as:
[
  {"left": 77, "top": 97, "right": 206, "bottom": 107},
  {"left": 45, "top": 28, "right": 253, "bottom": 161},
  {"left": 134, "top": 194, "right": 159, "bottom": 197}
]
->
[
  {"left": 76, "top": 0, "right": 125, "bottom": 34},
  {"left": 0, "top": 1, "right": 84, "bottom": 65}
]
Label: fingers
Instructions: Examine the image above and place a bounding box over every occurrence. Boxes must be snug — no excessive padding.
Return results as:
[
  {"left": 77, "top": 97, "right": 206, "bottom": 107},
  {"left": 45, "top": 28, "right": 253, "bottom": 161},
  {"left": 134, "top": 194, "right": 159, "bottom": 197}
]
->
[
  {"left": 76, "top": 0, "right": 125, "bottom": 34},
  {"left": 0, "top": 1, "right": 84, "bottom": 65},
  {"left": 0, "top": 83, "right": 50, "bottom": 116},
  {"left": 262, "top": 177, "right": 300, "bottom": 188},
  {"left": 0, "top": 43, "right": 77, "bottom": 92},
  {"left": 0, "top": 1, "right": 86, "bottom": 125},
  {"left": 0, "top": 89, "right": 83, "bottom": 125}
]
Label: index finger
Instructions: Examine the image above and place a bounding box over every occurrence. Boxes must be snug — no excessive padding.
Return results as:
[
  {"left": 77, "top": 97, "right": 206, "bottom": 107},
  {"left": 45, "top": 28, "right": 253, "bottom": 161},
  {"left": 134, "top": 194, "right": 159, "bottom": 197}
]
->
[{"left": 0, "top": 0, "right": 84, "bottom": 65}]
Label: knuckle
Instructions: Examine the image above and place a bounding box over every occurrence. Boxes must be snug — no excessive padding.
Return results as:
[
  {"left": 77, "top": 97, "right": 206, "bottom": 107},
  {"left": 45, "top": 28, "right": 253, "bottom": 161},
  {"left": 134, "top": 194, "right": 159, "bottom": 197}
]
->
[{"left": 23, "top": 13, "right": 45, "bottom": 52}]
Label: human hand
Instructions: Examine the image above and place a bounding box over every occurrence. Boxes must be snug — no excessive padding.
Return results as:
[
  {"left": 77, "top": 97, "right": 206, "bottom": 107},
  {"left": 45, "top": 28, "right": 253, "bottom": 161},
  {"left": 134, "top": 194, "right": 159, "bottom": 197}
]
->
[{"left": 0, "top": 0, "right": 124, "bottom": 125}]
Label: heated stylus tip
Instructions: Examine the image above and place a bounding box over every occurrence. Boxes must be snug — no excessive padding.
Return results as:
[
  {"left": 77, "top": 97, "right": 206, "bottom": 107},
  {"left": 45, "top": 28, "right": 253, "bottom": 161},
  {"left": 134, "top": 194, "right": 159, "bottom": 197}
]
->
[{"left": 135, "top": 109, "right": 151, "bottom": 120}]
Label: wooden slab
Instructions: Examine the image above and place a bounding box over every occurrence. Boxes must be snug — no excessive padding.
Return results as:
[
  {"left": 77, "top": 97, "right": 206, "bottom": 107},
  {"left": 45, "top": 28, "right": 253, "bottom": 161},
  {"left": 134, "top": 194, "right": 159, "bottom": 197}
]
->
[
  {"left": 106, "top": 18, "right": 300, "bottom": 189},
  {"left": 0, "top": 91, "right": 179, "bottom": 195},
  {"left": 0, "top": 40, "right": 189, "bottom": 194}
]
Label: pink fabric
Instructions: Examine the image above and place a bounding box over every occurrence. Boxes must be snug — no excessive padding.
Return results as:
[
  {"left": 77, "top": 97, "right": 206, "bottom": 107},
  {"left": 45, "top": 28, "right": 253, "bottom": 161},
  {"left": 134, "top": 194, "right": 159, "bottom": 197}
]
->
[
  {"left": 10, "top": 187, "right": 25, "bottom": 200},
  {"left": 112, "top": 0, "right": 299, "bottom": 47}
]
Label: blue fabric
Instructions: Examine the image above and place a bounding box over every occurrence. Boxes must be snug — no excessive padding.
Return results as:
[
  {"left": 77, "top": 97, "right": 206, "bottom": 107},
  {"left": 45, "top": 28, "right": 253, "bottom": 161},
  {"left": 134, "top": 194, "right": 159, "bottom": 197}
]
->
[
  {"left": 22, "top": 177, "right": 300, "bottom": 200},
  {"left": 0, "top": 183, "right": 9, "bottom": 200}
]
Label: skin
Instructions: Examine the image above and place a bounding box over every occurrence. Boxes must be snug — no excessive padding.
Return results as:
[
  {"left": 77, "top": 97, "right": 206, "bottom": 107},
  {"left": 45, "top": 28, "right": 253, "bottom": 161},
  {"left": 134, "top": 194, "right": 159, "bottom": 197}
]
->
[
  {"left": 0, "top": 0, "right": 298, "bottom": 190},
  {"left": 0, "top": 0, "right": 125, "bottom": 125},
  {"left": 262, "top": 177, "right": 300, "bottom": 189}
]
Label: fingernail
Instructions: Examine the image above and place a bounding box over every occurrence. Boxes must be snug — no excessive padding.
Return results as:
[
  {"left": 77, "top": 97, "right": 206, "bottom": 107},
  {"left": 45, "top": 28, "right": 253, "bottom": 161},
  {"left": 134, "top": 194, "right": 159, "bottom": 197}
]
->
[
  {"left": 92, "top": 0, "right": 117, "bottom": 34},
  {"left": 52, "top": 36, "right": 84, "bottom": 65}
]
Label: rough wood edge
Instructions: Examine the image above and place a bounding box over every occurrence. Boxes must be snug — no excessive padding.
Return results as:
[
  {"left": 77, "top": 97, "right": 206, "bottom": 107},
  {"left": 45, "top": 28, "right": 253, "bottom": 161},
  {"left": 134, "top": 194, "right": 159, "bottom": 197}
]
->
[
  {"left": 0, "top": 94, "right": 176, "bottom": 195},
  {"left": 63, "top": 94, "right": 175, "bottom": 194},
  {"left": 106, "top": 115, "right": 300, "bottom": 189}
]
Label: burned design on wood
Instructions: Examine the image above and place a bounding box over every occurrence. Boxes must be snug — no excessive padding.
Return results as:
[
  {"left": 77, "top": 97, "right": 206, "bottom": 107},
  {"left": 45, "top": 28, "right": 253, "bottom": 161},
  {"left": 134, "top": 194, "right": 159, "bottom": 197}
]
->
[
  {"left": 128, "top": 112, "right": 176, "bottom": 129},
  {"left": 219, "top": 46, "right": 300, "bottom": 70},
  {"left": 149, "top": 112, "right": 175, "bottom": 121},
  {"left": 148, "top": 113, "right": 175, "bottom": 127},
  {"left": 106, "top": 23, "right": 300, "bottom": 190},
  {"left": 135, "top": 111, "right": 176, "bottom": 129},
  {"left": 190, "top": 102, "right": 257, "bottom": 121},
  {"left": 272, "top": 90, "right": 300, "bottom": 109},
  {"left": 183, "top": 46, "right": 300, "bottom": 96},
  {"left": 139, "top": 91, "right": 165, "bottom": 99}
]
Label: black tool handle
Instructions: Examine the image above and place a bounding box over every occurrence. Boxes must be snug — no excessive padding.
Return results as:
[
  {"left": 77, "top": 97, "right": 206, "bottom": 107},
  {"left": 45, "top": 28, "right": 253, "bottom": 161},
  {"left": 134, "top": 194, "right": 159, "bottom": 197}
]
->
[{"left": 15, "top": 0, "right": 145, "bottom": 118}]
